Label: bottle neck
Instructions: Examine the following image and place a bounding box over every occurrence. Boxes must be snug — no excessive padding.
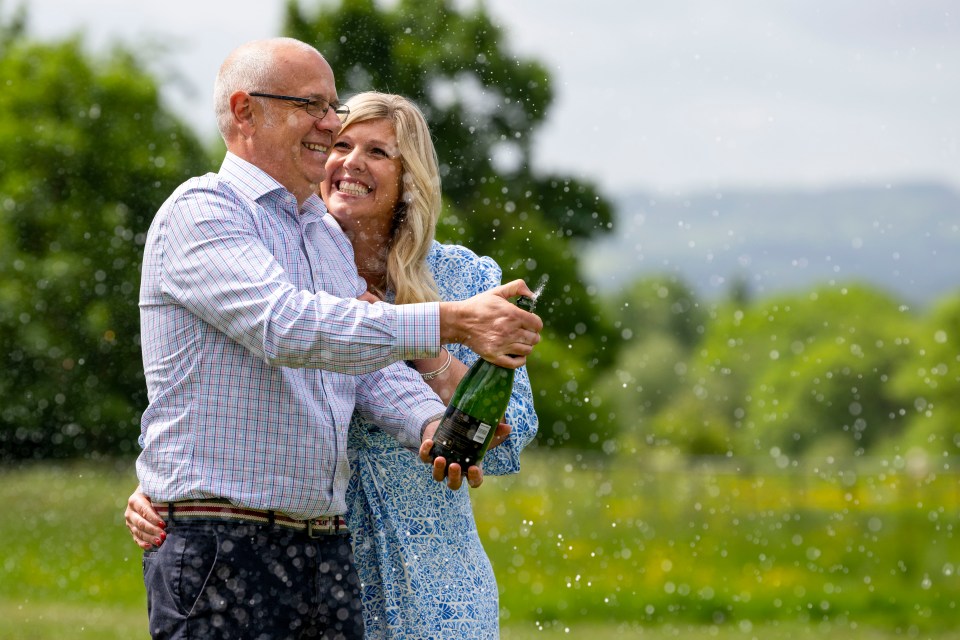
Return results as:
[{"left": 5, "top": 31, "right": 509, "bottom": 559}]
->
[{"left": 516, "top": 295, "right": 536, "bottom": 313}]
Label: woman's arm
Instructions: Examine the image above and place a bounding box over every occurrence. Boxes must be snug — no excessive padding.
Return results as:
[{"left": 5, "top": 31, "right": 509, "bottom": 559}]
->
[{"left": 410, "top": 347, "right": 469, "bottom": 404}]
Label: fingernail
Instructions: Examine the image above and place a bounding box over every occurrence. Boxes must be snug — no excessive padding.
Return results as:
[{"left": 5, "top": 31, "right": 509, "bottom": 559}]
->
[
  {"left": 159, "top": 531, "right": 166, "bottom": 541},
  {"left": 153, "top": 538, "right": 162, "bottom": 546},
  {"left": 158, "top": 521, "right": 166, "bottom": 529}
]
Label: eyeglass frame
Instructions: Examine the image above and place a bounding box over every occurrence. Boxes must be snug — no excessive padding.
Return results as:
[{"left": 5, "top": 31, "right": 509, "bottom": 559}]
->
[{"left": 248, "top": 92, "right": 350, "bottom": 120}]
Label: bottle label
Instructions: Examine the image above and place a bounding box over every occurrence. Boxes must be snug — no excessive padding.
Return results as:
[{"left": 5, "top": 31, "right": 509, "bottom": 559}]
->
[
  {"left": 471, "top": 420, "right": 492, "bottom": 444},
  {"left": 433, "top": 408, "right": 494, "bottom": 466}
]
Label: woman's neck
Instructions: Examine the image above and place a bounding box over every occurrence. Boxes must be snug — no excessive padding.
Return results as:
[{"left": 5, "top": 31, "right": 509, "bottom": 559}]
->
[{"left": 340, "top": 218, "right": 392, "bottom": 295}]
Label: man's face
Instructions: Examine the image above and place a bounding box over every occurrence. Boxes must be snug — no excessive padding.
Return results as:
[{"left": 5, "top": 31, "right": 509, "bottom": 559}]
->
[{"left": 250, "top": 49, "right": 342, "bottom": 205}]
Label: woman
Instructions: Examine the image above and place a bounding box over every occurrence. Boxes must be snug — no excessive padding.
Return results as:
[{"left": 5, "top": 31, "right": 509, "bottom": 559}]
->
[{"left": 125, "top": 92, "right": 538, "bottom": 639}]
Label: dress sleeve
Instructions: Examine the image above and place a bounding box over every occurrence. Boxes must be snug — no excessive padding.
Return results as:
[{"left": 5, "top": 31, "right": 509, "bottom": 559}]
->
[{"left": 428, "top": 243, "right": 539, "bottom": 475}]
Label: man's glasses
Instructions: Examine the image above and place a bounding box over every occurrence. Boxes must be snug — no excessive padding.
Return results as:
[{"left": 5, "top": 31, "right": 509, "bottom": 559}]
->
[{"left": 249, "top": 92, "right": 350, "bottom": 120}]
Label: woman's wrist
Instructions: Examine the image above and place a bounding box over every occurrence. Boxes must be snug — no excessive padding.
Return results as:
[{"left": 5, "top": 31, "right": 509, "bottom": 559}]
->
[{"left": 417, "top": 348, "right": 452, "bottom": 380}]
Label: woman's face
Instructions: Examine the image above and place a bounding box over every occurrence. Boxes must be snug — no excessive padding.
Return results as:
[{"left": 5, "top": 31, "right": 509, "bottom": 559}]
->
[{"left": 321, "top": 117, "right": 403, "bottom": 231}]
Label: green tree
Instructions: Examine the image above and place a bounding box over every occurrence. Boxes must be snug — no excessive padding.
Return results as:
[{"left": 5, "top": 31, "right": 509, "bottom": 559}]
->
[
  {"left": 888, "top": 293, "right": 960, "bottom": 457},
  {"left": 592, "top": 274, "right": 709, "bottom": 453},
  {"left": 284, "top": 0, "right": 617, "bottom": 448},
  {"left": 607, "top": 274, "right": 707, "bottom": 348},
  {"left": 0, "top": 26, "right": 211, "bottom": 459},
  {"left": 664, "top": 283, "right": 918, "bottom": 458}
]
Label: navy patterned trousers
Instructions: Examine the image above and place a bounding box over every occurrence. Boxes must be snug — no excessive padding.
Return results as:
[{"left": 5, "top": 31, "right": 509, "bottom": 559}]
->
[{"left": 142, "top": 521, "right": 363, "bottom": 639}]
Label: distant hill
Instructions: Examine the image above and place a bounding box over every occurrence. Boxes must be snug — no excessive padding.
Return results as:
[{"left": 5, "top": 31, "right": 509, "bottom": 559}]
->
[{"left": 581, "top": 182, "right": 960, "bottom": 306}]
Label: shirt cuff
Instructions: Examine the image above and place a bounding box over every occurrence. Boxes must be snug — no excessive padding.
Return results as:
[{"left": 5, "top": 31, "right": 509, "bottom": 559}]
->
[
  {"left": 394, "top": 301, "right": 441, "bottom": 360},
  {"left": 400, "top": 401, "right": 446, "bottom": 449}
]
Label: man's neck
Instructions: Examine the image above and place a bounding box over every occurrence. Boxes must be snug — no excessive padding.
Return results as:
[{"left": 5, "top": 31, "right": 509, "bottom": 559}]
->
[{"left": 227, "top": 147, "right": 315, "bottom": 210}]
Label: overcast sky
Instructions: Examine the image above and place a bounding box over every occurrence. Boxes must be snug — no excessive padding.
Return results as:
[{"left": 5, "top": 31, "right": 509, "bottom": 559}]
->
[{"left": 17, "top": 0, "right": 960, "bottom": 195}]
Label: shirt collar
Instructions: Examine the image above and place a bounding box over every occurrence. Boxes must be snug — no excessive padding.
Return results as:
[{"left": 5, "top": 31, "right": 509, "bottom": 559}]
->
[{"left": 219, "top": 152, "right": 328, "bottom": 218}]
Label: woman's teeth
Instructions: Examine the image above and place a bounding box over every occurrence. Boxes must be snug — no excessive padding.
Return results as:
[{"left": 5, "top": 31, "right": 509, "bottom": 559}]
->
[{"left": 338, "top": 182, "right": 370, "bottom": 196}]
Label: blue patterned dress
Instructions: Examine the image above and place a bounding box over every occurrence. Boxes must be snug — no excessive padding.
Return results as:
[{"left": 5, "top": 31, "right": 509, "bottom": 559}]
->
[{"left": 345, "top": 242, "right": 539, "bottom": 639}]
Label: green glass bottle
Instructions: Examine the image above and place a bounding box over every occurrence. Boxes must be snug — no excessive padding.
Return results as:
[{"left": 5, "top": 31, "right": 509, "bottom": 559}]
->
[{"left": 429, "top": 293, "right": 538, "bottom": 472}]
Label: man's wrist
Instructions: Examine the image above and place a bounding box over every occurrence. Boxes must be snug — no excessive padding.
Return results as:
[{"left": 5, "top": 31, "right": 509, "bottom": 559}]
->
[{"left": 437, "top": 301, "right": 462, "bottom": 345}]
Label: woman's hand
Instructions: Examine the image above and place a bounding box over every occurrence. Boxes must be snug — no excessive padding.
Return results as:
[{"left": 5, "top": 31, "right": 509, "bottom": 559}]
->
[
  {"left": 124, "top": 486, "right": 166, "bottom": 550},
  {"left": 487, "top": 421, "right": 512, "bottom": 450}
]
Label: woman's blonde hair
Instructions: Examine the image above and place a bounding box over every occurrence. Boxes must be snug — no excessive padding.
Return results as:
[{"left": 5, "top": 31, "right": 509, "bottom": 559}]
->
[{"left": 341, "top": 92, "right": 441, "bottom": 304}]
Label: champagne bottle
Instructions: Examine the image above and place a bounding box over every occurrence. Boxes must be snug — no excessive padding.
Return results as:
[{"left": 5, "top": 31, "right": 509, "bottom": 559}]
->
[{"left": 429, "top": 292, "right": 538, "bottom": 473}]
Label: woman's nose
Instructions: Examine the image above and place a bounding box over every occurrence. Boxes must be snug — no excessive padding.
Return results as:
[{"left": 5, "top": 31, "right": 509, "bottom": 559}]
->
[{"left": 343, "top": 148, "right": 364, "bottom": 172}]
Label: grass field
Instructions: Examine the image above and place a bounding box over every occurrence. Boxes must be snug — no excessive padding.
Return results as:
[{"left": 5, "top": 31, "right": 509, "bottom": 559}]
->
[
  {"left": 478, "top": 452, "right": 960, "bottom": 636},
  {"left": 1, "top": 452, "right": 958, "bottom": 639}
]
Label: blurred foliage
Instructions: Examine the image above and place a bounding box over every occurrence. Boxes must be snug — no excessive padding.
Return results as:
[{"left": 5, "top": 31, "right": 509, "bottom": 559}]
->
[
  {"left": 592, "top": 275, "right": 708, "bottom": 452},
  {"left": 887, "top": 292, "right": 960, "bottom": 457},
  {"left": 283, "top": 0, "right": 618, "bottom": 447},
  {"left": 594, "top": 276, "right": 959, "bottom": 461},
  {"left": 0, "top": 23, "right": 212, "bottom": 459},
  {"left": 480, "top": 453, "right": 960, "bottom": 632}
]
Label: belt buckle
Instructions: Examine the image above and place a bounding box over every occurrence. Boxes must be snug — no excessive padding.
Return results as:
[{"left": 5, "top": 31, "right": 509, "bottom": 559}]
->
[{"left": 306, "top": 517, "right": 334, "bottom": 538}]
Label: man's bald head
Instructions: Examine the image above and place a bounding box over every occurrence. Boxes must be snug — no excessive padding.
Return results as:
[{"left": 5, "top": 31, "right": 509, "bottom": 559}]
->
[{"left": 213, "top": 37, "right": 328, "bottom": 142}]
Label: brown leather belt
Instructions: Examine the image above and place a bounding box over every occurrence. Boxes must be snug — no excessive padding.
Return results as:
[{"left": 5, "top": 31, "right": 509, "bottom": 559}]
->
[{"left": 153, "top": 500, "right": 348, "bottom": 537}]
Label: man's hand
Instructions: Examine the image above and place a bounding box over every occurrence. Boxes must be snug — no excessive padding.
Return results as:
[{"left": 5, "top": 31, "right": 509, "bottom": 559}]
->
[
  {"left": 438, "top": 279, "right": 543, "bottom": 369},
  {"left": 419, "top": 420, "right": 512, "bottom": 490}
]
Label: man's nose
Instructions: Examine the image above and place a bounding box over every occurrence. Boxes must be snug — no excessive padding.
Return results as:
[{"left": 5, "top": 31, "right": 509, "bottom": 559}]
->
[{"left": 316, "top": 108, "right": 342, "bottom": 134}]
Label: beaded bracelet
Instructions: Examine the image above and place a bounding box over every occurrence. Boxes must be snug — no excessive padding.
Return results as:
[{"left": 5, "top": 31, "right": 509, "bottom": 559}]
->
[{"left": 421, "top": 348, "right": 452, "bottom": 381}]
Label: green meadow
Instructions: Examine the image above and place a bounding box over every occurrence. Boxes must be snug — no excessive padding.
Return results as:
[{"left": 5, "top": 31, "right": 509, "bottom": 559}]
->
[{"left": 2, "top": 452, "right": 958, "bottom": 639}]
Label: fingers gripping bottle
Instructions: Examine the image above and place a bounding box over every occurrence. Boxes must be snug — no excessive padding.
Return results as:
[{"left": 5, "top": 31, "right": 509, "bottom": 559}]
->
[{"left": 428, "top": 292, "right": 539, "bottom": 474}]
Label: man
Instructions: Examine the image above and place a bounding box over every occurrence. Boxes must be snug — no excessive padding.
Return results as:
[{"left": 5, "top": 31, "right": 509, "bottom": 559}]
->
[{"left": 137, "top": 37, "right": 541, "bottom": 639}]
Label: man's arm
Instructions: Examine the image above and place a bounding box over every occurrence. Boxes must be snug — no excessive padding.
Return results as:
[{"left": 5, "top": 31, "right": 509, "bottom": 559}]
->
[
  {"left": 157, "top": 186, "right": 438, "bottom": 374},
  {"left": 158, "top": 187, "right": 541, "bottom": 374},
  {"left": 353, "top": 361, "right": 445, "bottom": 451}
]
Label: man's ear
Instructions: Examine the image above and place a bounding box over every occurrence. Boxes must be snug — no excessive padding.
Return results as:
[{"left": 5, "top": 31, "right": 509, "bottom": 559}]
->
[{"left": 231, "top": 91, "right": 256, "bottom": 137}]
